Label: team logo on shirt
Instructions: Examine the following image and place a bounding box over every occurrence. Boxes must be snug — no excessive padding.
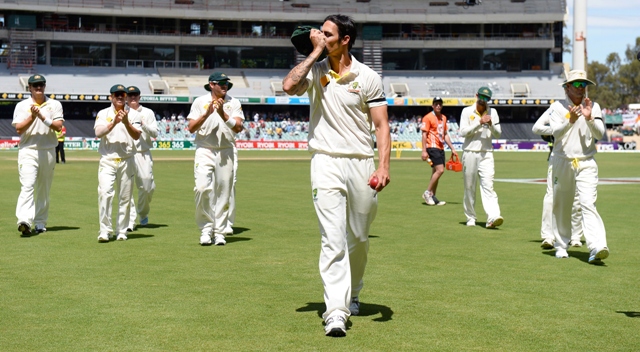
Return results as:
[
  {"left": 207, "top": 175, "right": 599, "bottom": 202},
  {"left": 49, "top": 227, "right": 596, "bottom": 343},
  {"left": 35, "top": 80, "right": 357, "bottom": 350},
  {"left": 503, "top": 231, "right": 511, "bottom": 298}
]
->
[
  {"left": 312, "top": 188, "right": 318, "bottom": 202},
  {"left": 106, "top": 117, "right": 113, "bottom": 123},
  {"left": 470, "top": 115, "right": 476, "bottom": 121},
  {"left": 348, "top": 82, "right": 361, "bottom": 93}
]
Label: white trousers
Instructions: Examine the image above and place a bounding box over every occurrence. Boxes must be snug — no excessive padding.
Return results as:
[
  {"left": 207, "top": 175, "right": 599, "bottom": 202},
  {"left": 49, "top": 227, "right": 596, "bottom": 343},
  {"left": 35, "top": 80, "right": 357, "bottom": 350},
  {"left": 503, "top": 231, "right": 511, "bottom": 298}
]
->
[
  {"left": 98, "top": 156, "right": 135, "bottom": 236},
  {"left": 16, "top": 148, "right": 56, "bottom": 228},
  {"left": 541, "top": 160, "right": 583, "bottom": 241},
  {"left": 551, "top": 157, "right": 607, "bottom": 251},
  {"left": 129, "top": 151, "right": 156, "bottom": 226},
  {"left": 311, "top": 153, "right": 377, "bottom": 320},
  {"left": 224, "top": 147, "right": 238, "bottom": 233},
  {"left": 193, "top": 147, "right": 234, "bottom": 237},
  {"left": 462, "top": 151, "right": 501, "bottom": 222}
]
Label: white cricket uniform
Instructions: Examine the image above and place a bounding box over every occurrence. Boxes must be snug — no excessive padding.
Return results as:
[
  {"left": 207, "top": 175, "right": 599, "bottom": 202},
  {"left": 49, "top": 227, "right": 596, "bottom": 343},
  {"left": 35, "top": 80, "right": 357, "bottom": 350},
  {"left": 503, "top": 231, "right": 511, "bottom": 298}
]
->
[
  {"left": 547, "top": 99, "right": 607, "bottom": 252},
  {"left": 532, "top": 114, "right": 583, "bottom": 243},
  {"left": 94, "top": 105, "right": 142, "bottom": 237},
  {"left": 223, "top": 144, "right": 238, "bottom": 234},
  {"left": 187, "top": 94, "right": 244, "bottom": 239},
  {"left": 128, "top": 105, "right": 158, "bottom": 227},
  {"left": 459, "top": 105, "right": 502, "bottom": 223},
  {"left": 12, "top": 97, "right": 64, "bottom": 228},
  {"left": 303, "top": 56, "right": 386, "bottom": 320}
]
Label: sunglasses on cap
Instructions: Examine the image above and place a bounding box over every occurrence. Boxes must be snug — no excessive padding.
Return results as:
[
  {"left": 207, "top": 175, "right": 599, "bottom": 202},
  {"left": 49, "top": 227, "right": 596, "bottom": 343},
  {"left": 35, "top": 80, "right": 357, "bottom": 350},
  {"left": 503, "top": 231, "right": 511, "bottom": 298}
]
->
[
  {"left": 31, "top": 83, "right": 45, "bottom": 88},
  {"left": 113, "top": 92, "right": 126, "bottom": 98},
  {"left": 570, "top": 81, "right": 588, "bottom": 88},
  {"left": 477, "top": 95, "right": 491, "bottom": 102},
  {"left": 127, "top": 93, "right": 140, "bottom": 97},
  {"left": 212, "top": 81, "right": 229, "bottom": 86}
]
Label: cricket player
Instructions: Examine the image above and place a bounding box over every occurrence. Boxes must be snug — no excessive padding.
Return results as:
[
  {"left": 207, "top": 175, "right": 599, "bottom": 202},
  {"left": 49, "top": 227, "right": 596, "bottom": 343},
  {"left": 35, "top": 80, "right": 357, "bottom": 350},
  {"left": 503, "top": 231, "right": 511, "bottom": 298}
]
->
[
  {"left": 459, "top": 87, "right": 503, "bottom": 229},
  {"left": 13, "top": 74, "right": 64, "bottom": 236},
  {"left": 547, "top": 69, "right": 608, "bottom": 264},
  {"left": 126, "top": 86, "right": 158, "bottom": 230},
  {"left": 94, "top": 84, "right": 142, "bottom": 242},
  {"left": 187, "top": 72, "right": 244, "bottom": 246},
  {"left": 532, "top": 113, "right": 584, "bottom": 249},
  {"left": 283, "top": 14, "right": 391, "bottom": 337}
]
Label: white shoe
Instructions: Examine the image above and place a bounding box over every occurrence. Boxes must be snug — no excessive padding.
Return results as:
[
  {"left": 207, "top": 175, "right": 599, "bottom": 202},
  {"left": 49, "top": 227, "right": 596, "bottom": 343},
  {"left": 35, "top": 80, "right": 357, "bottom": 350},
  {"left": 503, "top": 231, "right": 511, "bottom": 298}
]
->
[
  {"left": 140, "top": 217, "right": 149, "bottom": 226},
  {"left": 432, "top": 195, "right": 446, "bottom": 206},
  {"left": 486, "top": 216, "right": 504, "bottom": 229},
  {"left": 466, "top": 219, "right": 476, "bottom": 227},
  {"left": 117, "top": 234, "right": 128, "bottom": 241},
  {"left": 98, "top": 233, "right": 112, "bottom": 243},
  {"left": 214, "top": 234, "right": 226, "bottom": 246},
  {"left": 588, "top": 247, "right": 609, "bottom": 265},
  {"left": 200, "top": 234, "right": 212, "bottom": 246},
  {"left": 324, "top": 314, "right": 347, "bottom": 337},
  {"left": 541, "top": 238, "right": 555, "bottom": 249},
  {"left": 35, "top": 224, "right": 47, "bottom": 234},
  {"left": 570, "top": 240, "right": 582, "bottom": 247},
  {"left": 555, "top": 248, "right": 569, "bottom": 258},
  {"left": 422, "top": 190, "right": 435, "bottom": 206},
  {"left": 349, "top": 297, "right": 360, "bottom": 316}
]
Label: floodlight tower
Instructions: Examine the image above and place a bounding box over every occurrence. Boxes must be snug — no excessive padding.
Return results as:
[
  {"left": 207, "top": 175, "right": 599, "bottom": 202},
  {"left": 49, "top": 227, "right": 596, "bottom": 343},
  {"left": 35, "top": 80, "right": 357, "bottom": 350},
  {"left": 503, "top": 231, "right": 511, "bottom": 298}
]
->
[{"left": 572, "top": 0, "right": 587, "bottom": 70}]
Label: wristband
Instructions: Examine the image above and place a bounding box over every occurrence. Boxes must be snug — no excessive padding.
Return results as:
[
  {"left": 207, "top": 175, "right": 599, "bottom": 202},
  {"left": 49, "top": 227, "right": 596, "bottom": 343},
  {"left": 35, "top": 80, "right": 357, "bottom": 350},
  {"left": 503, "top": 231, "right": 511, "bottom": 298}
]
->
[
  {"left": 225, "top": 117, "right": 237, "bottom": 129},
  {"left": 43, "top": 118, "right": 53, "bottom": 127}
]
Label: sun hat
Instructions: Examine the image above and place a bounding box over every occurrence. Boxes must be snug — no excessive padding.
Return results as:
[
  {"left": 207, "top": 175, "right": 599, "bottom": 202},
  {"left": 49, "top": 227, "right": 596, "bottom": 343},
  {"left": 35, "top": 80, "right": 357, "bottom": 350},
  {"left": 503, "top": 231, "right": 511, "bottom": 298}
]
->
[
  {"left": 561, "top": 69, "right": 596, "bottom": 87},
  {"left": 291, "top": 25, "right": 318, "bottom": 56}
]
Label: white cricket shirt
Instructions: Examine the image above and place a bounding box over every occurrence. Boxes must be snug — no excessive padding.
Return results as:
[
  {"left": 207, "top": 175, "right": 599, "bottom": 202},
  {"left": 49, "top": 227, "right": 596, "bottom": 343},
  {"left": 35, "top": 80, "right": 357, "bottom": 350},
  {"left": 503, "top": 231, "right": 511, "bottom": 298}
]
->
[
  {"left": 305, "top": 55, "right": 387, "bottom": 158},
  {"left": 459, "top": 105, "right": 501, "bottom": 152},
  {"left": 12, "top": 97, "right": 64, "bottom": 150},
  {"left": 187, "top": 94, "right": 244, "bottom": 149},
  {"left": 134, "top": 105, "right": 158, "bottom": 152},
  {"left": 94, "top": 104, "right": 142, "bottom": 159},
  {"left": 547, "top": 99, "right": 604, "bottom": 159}
]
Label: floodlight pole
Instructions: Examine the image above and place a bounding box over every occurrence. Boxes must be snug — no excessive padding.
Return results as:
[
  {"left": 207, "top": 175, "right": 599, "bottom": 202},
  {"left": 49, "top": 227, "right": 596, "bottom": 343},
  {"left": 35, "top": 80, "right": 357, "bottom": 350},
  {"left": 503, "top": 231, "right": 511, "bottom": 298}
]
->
[{"left": 572, "top": 0, "right": 587, "bottom": 71}]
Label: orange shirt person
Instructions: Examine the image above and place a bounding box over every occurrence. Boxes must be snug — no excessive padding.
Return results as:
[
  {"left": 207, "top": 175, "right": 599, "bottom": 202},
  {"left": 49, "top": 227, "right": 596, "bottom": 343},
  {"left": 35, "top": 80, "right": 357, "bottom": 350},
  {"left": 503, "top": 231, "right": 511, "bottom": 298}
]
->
[{"left": 420, "top": 96, "right": 458, "bottom": 206}]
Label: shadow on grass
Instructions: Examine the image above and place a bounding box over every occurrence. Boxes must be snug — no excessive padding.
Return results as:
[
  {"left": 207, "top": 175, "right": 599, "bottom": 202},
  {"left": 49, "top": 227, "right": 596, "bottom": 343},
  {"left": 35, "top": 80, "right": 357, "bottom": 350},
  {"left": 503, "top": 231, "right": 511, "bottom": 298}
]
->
[
  {"left": 231, "top": 227, "right": 250, "bottom": 235},
  {"left": 138, "top": 223, "right": 168, "bottom": 229},
  {"left": 226, "top": 236, "right": 251, "bottom": 244},
  {"left": 296, "top": 302, "right": 394, "bottom": 322},
  {"left": 541, "top": 250, "right": 607, "bottom": 266},
  {"left": 46, "top": 226, "right": 81, "bottom": 232},
  {"left": 616, "top": 311, "right": 640, "bottom": 318},
  {"left": 126, "top": 234, "right": 154, "bottom": 240}
]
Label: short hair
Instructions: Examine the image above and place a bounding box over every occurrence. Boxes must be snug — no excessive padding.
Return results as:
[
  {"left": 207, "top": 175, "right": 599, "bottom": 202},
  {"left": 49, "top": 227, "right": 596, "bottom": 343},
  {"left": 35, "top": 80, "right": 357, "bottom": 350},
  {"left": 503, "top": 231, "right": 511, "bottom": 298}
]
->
[{"left": 324, "top": 14, "right": 357, "bottom": 51}]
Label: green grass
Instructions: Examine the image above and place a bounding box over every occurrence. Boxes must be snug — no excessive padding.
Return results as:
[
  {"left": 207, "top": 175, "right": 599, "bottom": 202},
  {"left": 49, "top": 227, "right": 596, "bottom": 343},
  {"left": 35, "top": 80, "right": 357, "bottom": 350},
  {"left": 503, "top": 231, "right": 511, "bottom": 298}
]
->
[{"left": 1, "top": 150, "right": 639, "bottom": 351}]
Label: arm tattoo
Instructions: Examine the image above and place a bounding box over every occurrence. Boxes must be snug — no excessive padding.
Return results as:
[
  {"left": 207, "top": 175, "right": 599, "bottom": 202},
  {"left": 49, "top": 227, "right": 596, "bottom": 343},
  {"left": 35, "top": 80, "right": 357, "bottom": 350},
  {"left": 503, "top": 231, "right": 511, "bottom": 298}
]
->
[{"left": 284, "top": 55, "right": 318, "bottom": 87}]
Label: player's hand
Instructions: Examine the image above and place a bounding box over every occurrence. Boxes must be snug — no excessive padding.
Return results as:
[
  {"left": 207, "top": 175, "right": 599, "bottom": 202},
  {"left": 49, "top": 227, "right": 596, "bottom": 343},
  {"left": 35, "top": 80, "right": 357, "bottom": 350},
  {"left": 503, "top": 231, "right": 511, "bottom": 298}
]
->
[
  {"left": 114, "top": 110, "right": 124, "bottom": 124},
  {"left": 569, "top": 105, "right": 581, "bottom": 124},
  {"left": 421, "top": 150, "right": 429, "bottom": 161},
  {"left": 309, "top": 29, "right": 326, "bottom": 53},
  {"left": 480, "top": 114, "right": 492, "bottom": 124},
  {"left": 213, "top": 98, "right": 225, "bottom": 116},
  {"left": 370, "top": 169, "right": 390, "bottom": 192},
  {"left": 581, "top": 98, "right": 593, "bottom": 120},
  {"left": 204, "top": 101, "right": 215, "bottom": 118},
  {"left": 30, "top": 105, "right": 42, "bottom": 119},
  {"left": 452, "top": 150, "right": 459, "bottom": 158}
]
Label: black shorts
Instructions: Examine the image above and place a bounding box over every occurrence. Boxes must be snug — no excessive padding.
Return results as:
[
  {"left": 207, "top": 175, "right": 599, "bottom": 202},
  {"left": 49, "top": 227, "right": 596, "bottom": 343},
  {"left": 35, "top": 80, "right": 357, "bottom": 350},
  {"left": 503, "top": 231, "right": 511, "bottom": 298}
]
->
[{"left": 426, "top": 148, "right": 445, "bottom": 166}]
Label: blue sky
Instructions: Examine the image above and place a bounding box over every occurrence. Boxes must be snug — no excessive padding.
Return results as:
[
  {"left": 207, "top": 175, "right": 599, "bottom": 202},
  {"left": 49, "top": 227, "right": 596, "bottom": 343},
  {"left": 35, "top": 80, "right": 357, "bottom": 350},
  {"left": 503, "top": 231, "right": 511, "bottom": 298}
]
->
[{"left": 563, "top": 0, "right": 640, "bottom": 65}]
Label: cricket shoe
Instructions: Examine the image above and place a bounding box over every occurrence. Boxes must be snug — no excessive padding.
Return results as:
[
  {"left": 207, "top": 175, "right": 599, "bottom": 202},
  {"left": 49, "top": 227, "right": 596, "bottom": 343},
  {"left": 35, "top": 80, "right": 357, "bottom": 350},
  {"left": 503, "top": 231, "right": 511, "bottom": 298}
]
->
[
  {"left": 35, "top": 224, "right": 47, "bottom": 234},
  {"left": 555, "top": 248, "right": 569, "bottom": 259},
  {"left": 117, "top": 234, "right": 128, "bottom": 241},
  {"left": 140, "top": 217, "right": 149, "bottom": 226},
  {"left": 486, "top": 216, "right": 504, "bottom": 229},
  {"left": 18, "top": 222, "right": 31, "bottom": 237},
  {"left": 324, "top": 315, "right": 347, "bottom": 337},
  {"left": 588, "top": 247, "right": 609, "bottom": 265},
  {"left": 98, "top": 233, "right": 113, "bottom": 243},
  {"left": 570, "top": 240, "right": 582, "bottom": 247},
  {"left": 214, "top": 234, "right": 226, "bottom": 246},
  {"left": 431, "top": 195, "right": 446, "bottom": 206},
  {"left": 541, "top": 238, "right": 555, "bottom": 249},
  {"left": 466, "top": 219, "right": 476, "bottom": 227},
  {"left": 200, "top": 234, "right": 212, "bottom": 246},
  {"left": 349, "top": 297, "right": 360, "bottom": 316},
  {"left": 422, "top": 190, "right": 435, "bottom": 206}
]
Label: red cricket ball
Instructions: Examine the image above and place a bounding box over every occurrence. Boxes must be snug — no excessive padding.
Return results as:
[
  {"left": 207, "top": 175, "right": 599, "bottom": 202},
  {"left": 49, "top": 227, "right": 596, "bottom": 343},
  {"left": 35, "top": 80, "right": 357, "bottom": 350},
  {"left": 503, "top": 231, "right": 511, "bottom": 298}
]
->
[{"left": 369, "top": 176, "right": 379, "bottom": 189}]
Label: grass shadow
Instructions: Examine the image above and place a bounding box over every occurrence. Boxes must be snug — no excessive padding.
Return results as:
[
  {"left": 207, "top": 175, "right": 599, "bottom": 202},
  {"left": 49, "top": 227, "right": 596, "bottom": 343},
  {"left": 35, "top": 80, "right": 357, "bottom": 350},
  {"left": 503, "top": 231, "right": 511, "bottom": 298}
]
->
[
  {"left": 231, "top": 227, "right": 250, "bottom": 235},
  {"left": 126, "top": 234, "right": 155, "bottom": 240},
  {"left": 296, "top": 301, "right": 394, "bottom": 322},
  {"left": 616, "top": 311, "right": 640, "bottom": 318},
  {"left": 138, "top": 223, "right": 168, "bottom": 229},
  {"left": 45, "top": 226, "right": 81, "bottom": 232},
  {"left": 226, "top": 236, "right": 251, "bottom": 244}
]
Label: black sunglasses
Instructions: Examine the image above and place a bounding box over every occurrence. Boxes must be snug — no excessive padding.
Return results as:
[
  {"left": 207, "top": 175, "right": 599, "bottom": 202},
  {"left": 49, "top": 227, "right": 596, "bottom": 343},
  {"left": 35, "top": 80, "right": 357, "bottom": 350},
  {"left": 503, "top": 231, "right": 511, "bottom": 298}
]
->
[
  {"left": 113, "top": 92, "right": 126, "bottom": 97},
  {"left": 31, "top": 83, "right": 45, "bottom": 88}
]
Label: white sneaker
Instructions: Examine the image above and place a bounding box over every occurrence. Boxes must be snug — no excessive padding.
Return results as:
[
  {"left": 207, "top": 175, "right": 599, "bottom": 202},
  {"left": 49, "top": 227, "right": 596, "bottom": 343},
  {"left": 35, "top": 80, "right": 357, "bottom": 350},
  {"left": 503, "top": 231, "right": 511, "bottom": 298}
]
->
[
  {"left": 214, "top": 234, "right": 226, "bottom": 246},
  {"left": 349, "top": 297, "right": 360, "bottom": 316},
  {"left": 35, "top": 224, "right": 47, "bottom": 234},
  {"left": 98, "top": 233, "right": 112, "bottom": 243},
  {"left": 466, "top": 219, "right": 476, "bottom": 227},
  {"left": 422, "top": 190, "right": 435, "bottom": 205},
  {"left": 588, "top": 247, "right": 609, "bottom": 265},
  {"left": 431, "top": 195, "right": 446, "bottom": 206},
  {"left": 200, "top": 234, "right": 212, "bottom": 246},
  {"left": 486, "top": 216, "right": 504, "bottom": 229},
  {"left": 140, "top": 217, "right": 149, "bottom": 226},
  {"left": 541, "top": 238, "right": 555, "bottom": 249},
  {"left": 324, "top": 314, "right": 347, "bottom": 337},
  {"left": 570, "top": 240, "right": 582, "bottom": 247},
  {"left": 117, "top": 234, "right": 128, "bottom": 241},
  {"left": 555, "top": 248, "right": 569, "bottom": 258}
]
